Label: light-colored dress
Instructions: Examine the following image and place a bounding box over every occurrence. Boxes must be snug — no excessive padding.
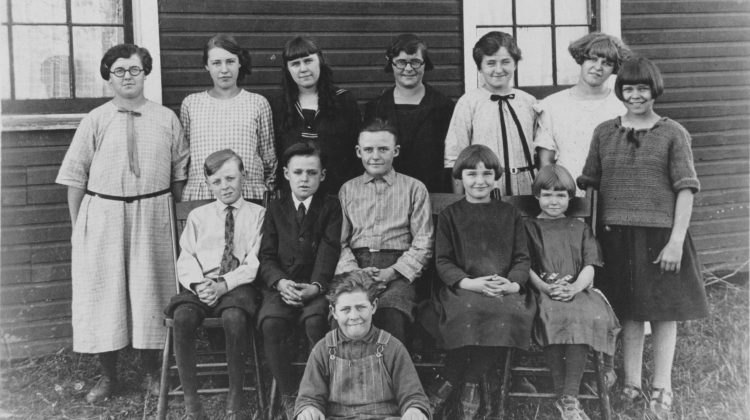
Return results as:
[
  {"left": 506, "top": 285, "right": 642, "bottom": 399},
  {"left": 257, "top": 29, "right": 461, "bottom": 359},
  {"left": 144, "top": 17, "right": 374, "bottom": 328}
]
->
[
  {"left": 444, "top": 87, "right": 537, "bottom": 196},
  {"left": 56, "top": 100, "right": 189, "bottom": 353},
  {"left": 533, "top": 87, "right": 625, "bottom": 194},
  {"left": 181, "top": 89, "right": 277, "bottom": 201}
]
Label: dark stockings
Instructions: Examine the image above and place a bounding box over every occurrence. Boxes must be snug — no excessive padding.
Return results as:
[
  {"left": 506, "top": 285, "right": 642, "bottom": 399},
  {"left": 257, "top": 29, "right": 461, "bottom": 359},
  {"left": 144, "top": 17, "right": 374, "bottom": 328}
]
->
[
  {"left": 544, "top": 344, "right": 589, "bottom": 397},
  {"left": 444, "top": 346, "right": 506, "bottom": 385},
  {"left": 98, "top": 351, "right": 118, "bottom": 379}
]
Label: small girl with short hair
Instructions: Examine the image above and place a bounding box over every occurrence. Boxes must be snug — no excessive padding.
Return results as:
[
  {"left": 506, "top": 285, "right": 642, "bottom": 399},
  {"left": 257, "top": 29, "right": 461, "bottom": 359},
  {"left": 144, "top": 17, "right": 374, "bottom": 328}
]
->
[
  {"left": 427, "top": 144, "right": 536, "bottom": 419},
  {"left": 525, "top": 164, "right": 620, "bottom": 420},
  {"left": 579, "top": 56, "right": 708, "bottom": 420}
]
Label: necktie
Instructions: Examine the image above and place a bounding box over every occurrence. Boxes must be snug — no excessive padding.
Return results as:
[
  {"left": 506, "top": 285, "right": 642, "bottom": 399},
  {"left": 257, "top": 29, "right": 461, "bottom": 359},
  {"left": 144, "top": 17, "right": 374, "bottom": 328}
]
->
[
  {"left": 489, "top": 94, "right": 535, "bottom": 195},
  {"left": 296, "top": 203, "right": 306, "bottom": 227},
  {"left": 219, "top": 206, "right": 239, "bottom": 275},
  {"left": 117, "top": 108, "right": 142, "bottom": 177}
]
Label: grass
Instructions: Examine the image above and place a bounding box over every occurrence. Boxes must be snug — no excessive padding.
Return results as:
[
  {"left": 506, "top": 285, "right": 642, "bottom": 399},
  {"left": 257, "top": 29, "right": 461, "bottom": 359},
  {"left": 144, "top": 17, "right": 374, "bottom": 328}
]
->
[{"left": 1, "top": 280, "right": 747, "bottom": 420}]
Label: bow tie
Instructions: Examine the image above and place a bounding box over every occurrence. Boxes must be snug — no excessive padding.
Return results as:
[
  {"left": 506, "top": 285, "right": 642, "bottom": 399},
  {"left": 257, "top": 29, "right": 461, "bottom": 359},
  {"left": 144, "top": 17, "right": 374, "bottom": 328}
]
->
[{"left": 490, "top": 94, "right": 515, "bottom": 102}]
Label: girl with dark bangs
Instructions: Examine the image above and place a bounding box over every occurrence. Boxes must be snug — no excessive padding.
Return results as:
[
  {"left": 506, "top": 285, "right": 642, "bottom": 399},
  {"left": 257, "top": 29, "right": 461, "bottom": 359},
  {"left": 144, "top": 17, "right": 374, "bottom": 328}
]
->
[{"left": 271, "top": 36, "right": 361, "bottom": 194}]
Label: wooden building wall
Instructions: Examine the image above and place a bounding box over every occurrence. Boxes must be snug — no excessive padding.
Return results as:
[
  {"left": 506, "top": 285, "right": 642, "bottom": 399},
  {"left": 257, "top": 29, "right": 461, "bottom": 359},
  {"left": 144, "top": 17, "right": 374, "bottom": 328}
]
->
[{"left": 621, "top": 0, "right": 750, "bottom": 272}]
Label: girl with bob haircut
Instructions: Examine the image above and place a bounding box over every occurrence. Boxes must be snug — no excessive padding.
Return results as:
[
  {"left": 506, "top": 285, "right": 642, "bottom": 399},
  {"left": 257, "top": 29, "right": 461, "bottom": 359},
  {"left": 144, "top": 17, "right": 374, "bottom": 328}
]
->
[
  {"left": 535, "top": 32, "right": 631, "bottom": 189},
  {"left": 181, "top": 34, "right": 277, "bottom": 203},
  {"left": 424, "top": 144, "right": 536, "bottom": 418},
  {"left": 271, "top": 35, "right": 361, "bottom": 194},
  {"left": 525, "top": 164, "right": 620, "bottom": 420},
  {"left": 365, "top": 33, "right": 455, "bottom": 193},
  {"left": 445, "top": 31, "right": 537, "bottom": 198},
  {"left": 579, "top": 57, "right": 708, "bottom": 420}
]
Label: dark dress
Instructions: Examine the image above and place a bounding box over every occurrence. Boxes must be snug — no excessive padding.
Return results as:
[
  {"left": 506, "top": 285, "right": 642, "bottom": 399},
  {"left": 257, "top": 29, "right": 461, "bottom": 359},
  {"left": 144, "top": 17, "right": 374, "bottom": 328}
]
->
[
  {"left": 271, "top": 88, "right": 361, "bottom": 194},
  {"left": 429, "top": 199, "right": 536, "bottom": 350},
  {"left": 525, "top": 217, "right": 620, "bottom": 355},
  {"left": 364, "top": 84, "right": 455, "bottom": 192}
]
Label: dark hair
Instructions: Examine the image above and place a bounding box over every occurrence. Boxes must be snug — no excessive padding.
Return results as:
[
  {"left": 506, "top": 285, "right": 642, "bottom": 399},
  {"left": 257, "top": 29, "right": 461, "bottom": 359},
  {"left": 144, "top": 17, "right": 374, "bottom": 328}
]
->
[
  {"left": 100, "top": 44, "right": 152, "bottom": 81},
  {"left": 282, "top": 141, "right": 325, "bottom": 169},
  {"left": 383, "top": 33, "right": 434, "bottom": 73},
  {"left": 568, "top": 32, "right": 630, "bottom": 74},
  {"left": 359, "top": 118, "right": 399, "bottom": 145},
  {"left": 327, "top": 271, "right": 380, "bottom": 306},
  {"left": 203, "top": 34, "right": 252, "bottom": 81},
  {"left": 280, "top": 36, "right": 337, "bottom": 130},
  {"left": 532, "top": 164, "right": 576, "bottom": 198},
  {"left": 204, "top": 149, "right": 245, "bottom": 177},
  {"left": 452, "top": 144, "right": 503, "bottom": 180},
  {"left": 472, "top": 31, "right": 522, "bottom": 69},
  {"left": 615, "top": 56, "right": 665, "bottom": 101}
]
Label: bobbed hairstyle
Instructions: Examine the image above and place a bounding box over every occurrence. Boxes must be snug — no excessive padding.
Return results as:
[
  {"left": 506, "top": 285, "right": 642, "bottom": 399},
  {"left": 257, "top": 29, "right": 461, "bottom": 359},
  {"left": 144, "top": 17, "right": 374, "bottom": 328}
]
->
[
  {"left": 452, "top": 144, "right": 503, "bottom": 180},
  {"left": 532, "top": 164, "right": 576, "bottom": 198},
  {"left": 568, "top": 32, "right": 631, "bottom": 74},
  {"left": 282, "top": 141, "right": 326, "bottom": 169},
  {"left": 203, "top": 34, "right": 252, "bottom": 81},
  {"left": 472, "top": 31, "right": 522, "bottom": 69},
  {"left": 327, "top": 271, "right": 380, "bottom": 306},
  {"left": 384, "top": 33, "right": 434, "bottom": 73},
  {"left": 204, "top": 149, "right": 245, "bottom": 177},
  {"left": 359, "top": 117, "right": 399, "bottom": 145},
  {"left": 279, "top": 36, "right": 337, "bottom": 129},
  {"left": 100, "top": 44, "right": 152, "bottom": 81},
  {"left": 615, "top": 56, "right": 665, "bottom": 101}
]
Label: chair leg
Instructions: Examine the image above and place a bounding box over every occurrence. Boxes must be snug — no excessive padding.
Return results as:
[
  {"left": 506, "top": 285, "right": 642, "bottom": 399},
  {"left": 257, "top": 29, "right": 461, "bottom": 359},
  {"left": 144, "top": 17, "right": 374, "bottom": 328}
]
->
[
  {"left": 157, "top": 326, "right": 172, "bottom": 420},
  {"left": 595, "top": 352, "right": 612, "bottom": 420},
  {"left": 268, "top": 379, "right": 278, "bottom": 420},
  {"left": 498, "top": 348, "right": 513, "bottom": 418},
  {"left": 250, "top": 328, "right": 266, "bottom": 416}
]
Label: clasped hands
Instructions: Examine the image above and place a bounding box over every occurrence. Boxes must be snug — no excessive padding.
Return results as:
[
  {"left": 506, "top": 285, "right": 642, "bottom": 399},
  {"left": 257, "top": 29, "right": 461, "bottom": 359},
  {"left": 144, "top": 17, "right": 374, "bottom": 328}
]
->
[
  {"left": 361, "top": 266, "right": 399, "bottom": 289},
  {"left": 277, "top": 279, "right": 320, "bottom": 307},
  {"left": 541, "top": 273, "right": 578, "bottom": 302},
  {"left": 460, "top": 275, "right": 519, "bottom": 297},
  {"left": 194, "top": 278, "right": 228, "bottom": 307}
]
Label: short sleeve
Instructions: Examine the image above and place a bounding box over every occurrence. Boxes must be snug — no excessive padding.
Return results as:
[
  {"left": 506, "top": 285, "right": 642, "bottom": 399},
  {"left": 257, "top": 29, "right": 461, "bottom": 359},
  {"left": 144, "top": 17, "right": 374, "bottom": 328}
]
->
[
  {"left": 532, "top": 101, "right": 558, "bottom": 155},
  {"left": 668, "top": 123, "right": 701, "bottom": 193},
  {"left": 580, "top": 223, "right": 603, "bottom": 268},
  {"left": 56, "top": 112, "right": 97, "bottom": 189}
]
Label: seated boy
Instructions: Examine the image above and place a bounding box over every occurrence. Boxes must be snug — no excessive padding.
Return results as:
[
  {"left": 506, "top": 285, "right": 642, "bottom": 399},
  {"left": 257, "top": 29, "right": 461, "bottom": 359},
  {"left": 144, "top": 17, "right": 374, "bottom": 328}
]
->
[
  {"left": 164, "top": 149, "right": 265, "bottom": 419},
  {"left": 337, "top": 118, "right": 434, "bottom": 344},
  {"left": 258, "top": 142, "right": 342, "bottom": 419},
  {"left": 294, "top": 271, "right": 431, "bottom": 420}
]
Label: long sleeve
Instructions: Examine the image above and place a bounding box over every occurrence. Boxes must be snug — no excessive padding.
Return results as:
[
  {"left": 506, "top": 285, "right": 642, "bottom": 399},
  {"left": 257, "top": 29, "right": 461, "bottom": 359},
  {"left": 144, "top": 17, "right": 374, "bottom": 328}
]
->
[
  {"left": 443, "top": 95, "right": 473, "bottom": 168},
  {"left": 176, "top": 214, "right": 207, "bottom": 291},
  {"left": 577, "top": 125, "right": 603, "bottom": 189},
  {"left": 256, "top": 97, "right": 278, "bottom": 191},
  {"left": 341, "top": 91, "right": 363, "bottom": 182},
  {"left": 392, "top": 183, "right": 434, "bottom": 282},
  {"left": 435, "top": 209, "right": 470, "bottom": 287},
  {"left": 388, "top": 340, "right": 432, "bottom": 419},
  {"left": 310, "top": 198, "right": 343, "bottom": 289},
  {"left": 258, "top": 205, "right": 287, "bottom": 288},
  {"left": 336, "top": 187, "right": 360, "bottom": 274},
  {"left": 506, "top": 208, "right": 531, "bottom": 286},
  {"left": 170, "top": 112, "right": 189, "bottom": 182},
  {"left": 294, "top": 340, "right": 330, "bottom": 418}
]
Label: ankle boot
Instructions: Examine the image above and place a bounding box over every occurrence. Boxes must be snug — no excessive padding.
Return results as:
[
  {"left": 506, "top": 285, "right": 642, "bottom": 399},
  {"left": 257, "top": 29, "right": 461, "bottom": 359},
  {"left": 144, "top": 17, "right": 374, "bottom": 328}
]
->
[
  {"left": 426, "top": 374, "right": 454, "bottom": 415},
  {"left": 459, "top": 382, "right": 481, "bottom": 420}
]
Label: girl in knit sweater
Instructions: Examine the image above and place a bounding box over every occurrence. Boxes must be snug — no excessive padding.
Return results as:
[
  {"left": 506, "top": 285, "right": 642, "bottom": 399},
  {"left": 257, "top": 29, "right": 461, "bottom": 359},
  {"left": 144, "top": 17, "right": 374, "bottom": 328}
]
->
[{"left": 578, "top": 57, "right": 708, "bottom": 420}]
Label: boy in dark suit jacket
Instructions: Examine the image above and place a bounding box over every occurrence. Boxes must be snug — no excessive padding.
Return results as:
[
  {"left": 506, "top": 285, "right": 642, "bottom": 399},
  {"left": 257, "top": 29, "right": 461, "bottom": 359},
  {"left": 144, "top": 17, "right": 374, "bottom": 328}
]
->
[{"left": 258, "top": 142, "right": 342, "bottom": 419}]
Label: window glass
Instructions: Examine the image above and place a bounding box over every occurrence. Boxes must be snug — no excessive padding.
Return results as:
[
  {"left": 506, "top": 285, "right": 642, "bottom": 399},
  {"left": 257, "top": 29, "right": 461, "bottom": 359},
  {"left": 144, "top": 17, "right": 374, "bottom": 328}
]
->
[
  {"left": 12, "top": 25, "right": 69, "bottom": 99},
  {"left": 516, "top": 27, "right": 552, "bottom": 86},
  {"left": 11, "top": 0, "right": 66, "bottom": 23},
  {"left": 73, "top": 26, "right": 121, "bottom": 97},
  {"left": 556, "top": 26, "right": 589, "bottom": 84},
  {"left": 516, "top": 0, "right": 550, "bottom": 25},
  {"left": 555, "top": 0, "right": 589, "bottom": 25},
  {"left": 1, "top": 28, "right": 9, "bottom": 99},
  {"left": 475, "top": 0, "right": 513, "bottom": 26},
  {"left": 1, "top": 2, "right": 7, "bottom": 22},
  {"left": 71, "top": 0, "right": 123, "bottom": 24}
]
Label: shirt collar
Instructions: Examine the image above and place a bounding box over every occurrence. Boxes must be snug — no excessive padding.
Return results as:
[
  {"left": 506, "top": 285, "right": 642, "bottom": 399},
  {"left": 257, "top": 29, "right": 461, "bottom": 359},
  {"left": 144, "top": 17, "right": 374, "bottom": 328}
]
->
[
  {"left": 213, "top": 198, "right": 246, "bottom": 213},
  {"left": 362, "top": 169, "right": 395, "bottom": 185},
  {"left": 337, "top": 326, "right": 378, "bottom": 343},
  {"left": 291, "top": 193, "right": 313, "bottom": 211}
]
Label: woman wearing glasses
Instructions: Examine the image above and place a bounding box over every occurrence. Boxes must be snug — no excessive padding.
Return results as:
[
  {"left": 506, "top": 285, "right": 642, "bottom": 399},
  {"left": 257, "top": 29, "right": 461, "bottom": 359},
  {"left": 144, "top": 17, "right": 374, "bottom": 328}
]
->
[
  {"left": 181, "top": 34, "right": 277, "bottom": 203},
  {"left": 56, "top": 44, "right": 189, "bottom": 403},
  {"left": 364, "top": 33, "right": 455, "bottom": 192},
  {"left": 270, "top": 36, "right": 361, "bottom": 194}
]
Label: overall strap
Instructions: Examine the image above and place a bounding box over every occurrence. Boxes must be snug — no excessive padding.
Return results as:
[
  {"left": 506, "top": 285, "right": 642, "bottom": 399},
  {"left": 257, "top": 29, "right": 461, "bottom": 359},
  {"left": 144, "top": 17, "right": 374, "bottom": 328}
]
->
[
  {"left": 325, "top": 330, "right": 337, "bottom": 359},
  {"left": 375, "top": 330, "right": 391, "bottom": 357}
]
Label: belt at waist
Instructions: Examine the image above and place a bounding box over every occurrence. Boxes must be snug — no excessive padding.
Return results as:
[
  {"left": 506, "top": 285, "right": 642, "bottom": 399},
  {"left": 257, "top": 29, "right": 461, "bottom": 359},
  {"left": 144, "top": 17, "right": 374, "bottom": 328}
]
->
[
  {"left": 352, "top": 248, "right": 404, "bottom": 254},
  {"left": 85, "top": 187, "right": 171, "bottom": 203},
  {"left": 509, "top": 166, "right": 534, "bottom": 174}
]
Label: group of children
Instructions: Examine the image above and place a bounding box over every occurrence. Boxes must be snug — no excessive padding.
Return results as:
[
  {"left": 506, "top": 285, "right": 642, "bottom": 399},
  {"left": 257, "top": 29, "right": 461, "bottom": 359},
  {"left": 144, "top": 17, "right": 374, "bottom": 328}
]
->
[{"left": 57, "top": 29, "right": 707, "bottom": 420}]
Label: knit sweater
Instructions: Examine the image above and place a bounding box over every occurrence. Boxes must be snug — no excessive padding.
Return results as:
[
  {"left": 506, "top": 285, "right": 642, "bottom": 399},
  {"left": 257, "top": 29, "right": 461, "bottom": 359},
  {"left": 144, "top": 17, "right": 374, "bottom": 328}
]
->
[{"left": 578, "top": 117, "right": 700, "bottom": 228}]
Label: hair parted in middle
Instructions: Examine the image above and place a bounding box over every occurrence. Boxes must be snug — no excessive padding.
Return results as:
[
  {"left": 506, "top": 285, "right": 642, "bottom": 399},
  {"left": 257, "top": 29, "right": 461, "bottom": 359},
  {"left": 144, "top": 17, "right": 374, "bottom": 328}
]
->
[
  {"left": 452, "top": 144, "right": 503, "bottom": 180},
  {"left": 531, "top": 164, "right": 577, "bottom": 198},
  {"left": 383, "top": 33, "right": 434, "bottom": 73},
  {"left": 568, "top": 32, "right": 631, "bottom": 74},
  {"left": 204, "top": 148, "right": 245, "bottom": 177},
  {"left": 359, "top": 117, "right": 399, "bottom": 145},
  {"left": 614, "top": 56, "right": 665, "bottom": 101},
  {"left": 203, "top": 34, "right": 252, "bottom": 81},
  {"left": 327, "top": 270, "right": 380, "bottom": 306},
  {"left": 472, "top": 31, "right": 522, "bottom": 69}
]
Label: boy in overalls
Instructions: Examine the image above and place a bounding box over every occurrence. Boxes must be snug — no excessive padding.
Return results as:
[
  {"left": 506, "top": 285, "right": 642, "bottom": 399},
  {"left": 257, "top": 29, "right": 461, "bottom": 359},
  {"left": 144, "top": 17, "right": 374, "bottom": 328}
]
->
[{"left": 294, "top": 271, "right": 430, "bottom": 420}]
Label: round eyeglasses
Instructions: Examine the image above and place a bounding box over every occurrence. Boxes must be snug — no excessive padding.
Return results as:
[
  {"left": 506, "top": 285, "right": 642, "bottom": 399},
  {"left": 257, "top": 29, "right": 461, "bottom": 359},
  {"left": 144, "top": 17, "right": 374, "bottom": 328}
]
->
[
  {"left": 391, "top": 59, "right": 425, "bottom": 70},
  {"left": 109, "top": 66, "right": 144, "bottom": 78}
]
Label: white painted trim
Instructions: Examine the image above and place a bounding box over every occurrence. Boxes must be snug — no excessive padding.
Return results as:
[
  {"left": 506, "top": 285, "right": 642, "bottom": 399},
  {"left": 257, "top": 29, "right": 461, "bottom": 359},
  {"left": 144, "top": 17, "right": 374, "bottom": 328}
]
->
[{"left": 1, "top": 0, "right": 162, "bottom": 132}]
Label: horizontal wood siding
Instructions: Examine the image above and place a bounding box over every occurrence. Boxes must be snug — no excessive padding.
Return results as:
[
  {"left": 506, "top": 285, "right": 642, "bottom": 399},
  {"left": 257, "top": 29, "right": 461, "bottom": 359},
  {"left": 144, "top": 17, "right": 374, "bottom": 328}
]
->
[
  {"left": 622, "top": 0, "right": 750, "bottom": 272},
  {"left": 1, "top": 129, "right": 74, "bottom": 359},
  {"left": 157, "top": 0, "right": 464, "bottom": 111}
]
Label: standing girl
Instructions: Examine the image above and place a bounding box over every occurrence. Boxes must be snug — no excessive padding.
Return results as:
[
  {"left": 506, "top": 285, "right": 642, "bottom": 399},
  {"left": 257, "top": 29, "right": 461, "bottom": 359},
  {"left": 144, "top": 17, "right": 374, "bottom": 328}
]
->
[
  {"left": 181, "top": 34, "right": 277, "bottom": 203},
  {"left": 271, "top": 36, "right": 361, "bottom": 194},
  {"left": 578, "top": 57, "right": 708, "bottom": 420},
  {"left": 429, "top": 144, "right": 536, "bottom": 419},
  {"left": 525, "top": 164, "right": 620, "bottom": 420},
  {"left": 444, "top": 31, "right": 537, "bottom": 197}
]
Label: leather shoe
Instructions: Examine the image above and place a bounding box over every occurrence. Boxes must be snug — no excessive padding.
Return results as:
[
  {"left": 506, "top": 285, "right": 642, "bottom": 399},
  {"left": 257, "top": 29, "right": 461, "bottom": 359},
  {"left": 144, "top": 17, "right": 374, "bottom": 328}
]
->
[
  {"left": 85, "top": 376, "right": 117, "bottom": 403},
  {"left": 180, "top": 408, "right": 208, "bottom": 420},
  {"left": 142, "top": 371, "right": 161, "bottom": 397}
]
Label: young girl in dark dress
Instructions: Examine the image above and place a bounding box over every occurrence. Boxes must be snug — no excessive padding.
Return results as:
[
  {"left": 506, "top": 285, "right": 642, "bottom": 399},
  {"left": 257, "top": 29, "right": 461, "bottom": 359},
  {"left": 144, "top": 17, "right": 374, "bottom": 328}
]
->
[
  {"left": 525, "top": 164, "right": 620, "bottom": 420},
  {"left": 428, "top": 144, "right": 536, "bottom": 419},
  {"left": 578, "top": 57, "right": 708, "bottom": 420}
]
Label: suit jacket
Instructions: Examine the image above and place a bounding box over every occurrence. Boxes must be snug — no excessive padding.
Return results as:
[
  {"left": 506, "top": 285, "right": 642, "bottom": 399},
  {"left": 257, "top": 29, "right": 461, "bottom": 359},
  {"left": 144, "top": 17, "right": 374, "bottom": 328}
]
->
[{"left": 259, "top": 192, "right": 342, "bottom": 290}]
